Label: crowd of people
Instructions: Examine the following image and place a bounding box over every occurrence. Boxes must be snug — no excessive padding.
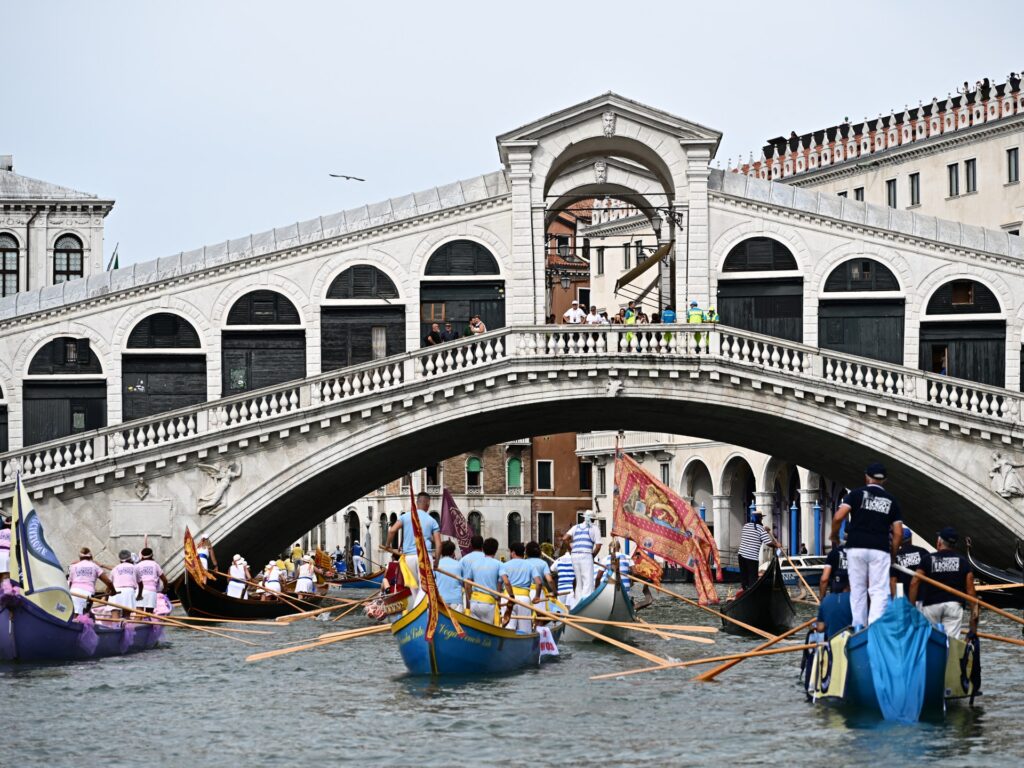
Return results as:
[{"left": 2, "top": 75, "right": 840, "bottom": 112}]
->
[
  {"left": 560, "top": 298, "right": 718, "bottom": 328},
  {"left": 64, "top": 545, "right": 168, "bottom": 617},
  {"left": 423, "top": 315, "right": 487, "bottom": 346}
]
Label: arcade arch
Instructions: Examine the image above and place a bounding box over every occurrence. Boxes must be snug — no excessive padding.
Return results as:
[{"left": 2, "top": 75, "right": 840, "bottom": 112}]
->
[
  {"left": 819, "top": 258, "right": 905, "bottom": 364},
  {"left": 222, "top": 290, "right": 306, "bottom": 395},
  {"left": 24, "top": 337, "right": 106, "bottom": 446},
  {"left": 321, "top": 265, "right": 406, "bottom": 371},
  {"left": 122, "top": 312, "right": 207, "bottom": 421}
]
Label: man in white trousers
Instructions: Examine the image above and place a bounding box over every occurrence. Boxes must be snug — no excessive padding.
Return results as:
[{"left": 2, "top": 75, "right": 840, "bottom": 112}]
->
[
  {"left": 561, "top": 510, "right": 602, "bottom": 602},
  {"left": 830, "top": 462, "right": 903, "bottom": 627}
]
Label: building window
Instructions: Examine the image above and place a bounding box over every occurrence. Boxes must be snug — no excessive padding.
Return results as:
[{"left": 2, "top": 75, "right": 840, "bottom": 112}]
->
[
  {"left": 578, "top": 288, "right": 591, "bottom": 309},
  {"left": 507, "top": 512, "right": 522, "bottom": 546},
  {"left": 909, "top": 173, "right": 920, "bottom": 206},
  {"left": 536, "top": 460, "right": 553, "bottom": 491},
  {"left": 885, "top": 179, "right": 897, "bottom": 208},
  {"left": 556, "top": 235, "right": 570, "bottom": 258},
  {"left": 371, "top": 326, "right": 386, "bottom": 359},
  {"left": 660, "top": 462, "right": 671, "bottom": 485},
  {"left": 1008, "top": 148, "right": 1019, "bottom": 183},
  {"left": 53, "top": 234, "right": 84, "bottom": 283},
  {"left": 506, "top": 457, "right": 522, "bottom": 490},
  {"left": 579, "top": 460, "right": 593, "bottom": 492},
  {"left": 0, "top": 233, "right": 18, "bottom": 297},
  {"left": 950, "top": 280, "right": 974, "bottom": 306},
  {"left": 597, "top": 466, "right": 606, "bottom": 495},
  {"left": 582, "top": 238, "right": 590, "bottom": 261},
  {"left": 596, "top": 247, "right": 605, "bottom": 275},
  {"left": 537, "top": 512, "right": 553, "bottom": 544},
  {"left": 837, "top": 191, "right": 847, "bottom": 198},
  {"left": 965, "top": 158, "right": 977, "bottom": 194},
  {"left": 853, "top": 187, "right": 864, "bottom": 201},
  {"left": 948, "top": 163, "right": 960, "bottom": 197},
  {"left": 466, "top": 457, "right": 483, "bottom": 492},
  {"left": 468, "top": 511, "right": 482, "bottom": 535},
  {"left": 623, "top": 242, "right": 631, "bottom": 270},
  {"left": 425, "top": 463, "right": 441, "bottom": 487}
]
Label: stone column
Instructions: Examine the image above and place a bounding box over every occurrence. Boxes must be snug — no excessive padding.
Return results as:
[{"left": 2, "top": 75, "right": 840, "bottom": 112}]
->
[
  {"left": 799, "top": 488, "right": 820, "bottom": 555},
  {"left": 504, "top": 141, "right": 540, "bottom": 323},
  {"left": 754, "top": 490, "right": 777, "bottom": 540},
  {"left": 711, "top": 494, "right": 732, "bottom": 558},
  {"left": 683, "top": 149, "right": 711, "bottom": 308}
]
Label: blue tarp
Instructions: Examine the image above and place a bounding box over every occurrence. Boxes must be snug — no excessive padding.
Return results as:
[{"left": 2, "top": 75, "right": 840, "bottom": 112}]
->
[{"left": 866, "top": 597, "right": 933, "bottom": 723}]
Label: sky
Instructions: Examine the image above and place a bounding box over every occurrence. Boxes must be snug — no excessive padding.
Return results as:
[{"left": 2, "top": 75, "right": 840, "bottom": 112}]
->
[{"left": 5, "top": 0, "right": 1023, "bottom": 266}]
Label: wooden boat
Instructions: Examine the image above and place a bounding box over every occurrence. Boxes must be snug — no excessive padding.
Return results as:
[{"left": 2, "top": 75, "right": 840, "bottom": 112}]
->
[
  {"left": 720, "top": 556, "right": 798, "bottom": 636},
  {"left": 777, "top": 555, "right": 827, "bottom": 590},
  {"left": 965, "top": 537, "right": 1023, "bottom": 610},
  {"left": 806, "top": 599, "right": 978, "bottom": 719},
  {"left": 562, "top": 570, "right": 636, "bottom": 643},
  {"left": 1016, "top": 539, "right": 1023, "bottom": 570},
  {"left": 176, "top": 570, "right": 328, "bottom": 621},
  {"left": 390, "top": 595, "right": 562, "bottom": 676},
  {"left": 0, "top": 591, "right": 164, "bottom": 663},
  {"left": 328, "top": 568, "right": 385, "bottom": 589}
]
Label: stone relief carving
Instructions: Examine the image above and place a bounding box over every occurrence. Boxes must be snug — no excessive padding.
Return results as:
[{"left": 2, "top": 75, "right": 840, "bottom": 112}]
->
[
  {"left": 602, "top": 111, "right": 616, "bottom": 137},
  {"left": 989, "top": 451, "right": 1024, "bottom": 498},
  {"left": 197, "top": 461, "right": 242, "bottom": 515},
  {"left": 134, "top": 477, "right": 150, "bottom": 500},
  {"left": 606, "top": 379, "right": 623, "bottom": 397},
  {"left": 594, "top": 159, "right": 607, "bottom": 184}
]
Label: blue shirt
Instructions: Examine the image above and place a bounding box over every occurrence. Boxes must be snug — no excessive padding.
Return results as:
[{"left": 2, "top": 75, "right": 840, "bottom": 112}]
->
[
  {"left": 816, "top": 592, "right": 853, "bottom": 638},
  {"left": 527, "top": 557, "right": 551, "bottom": 583},
  {"left": 464, "top": 555, "right": 502, "bottom": 595},
  {"left": 568, "top": 522, "right": 598, "bottom": 555},
  {"left": 400, "top": 510, "right": 440, "bottom": 555},
  {"left": 460, "top": 550, "right": 484, "bottom": 574},
  {"left": 352, "top": 542, "right": 363, "bottom": 557},
  {"left": 661, "top": 308, "right": 676, "bottom": 323},
  {"left": 435, "top": 556, "right": 464, "bottom": 606},
  {"left": 500, "top": 558, "right": 537, "bottom": 590}
]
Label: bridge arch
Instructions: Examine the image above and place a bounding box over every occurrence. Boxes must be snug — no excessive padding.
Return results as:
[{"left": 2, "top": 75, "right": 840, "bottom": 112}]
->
[{"left": 23, "top": 335, "right": 107, "bottom": 446}]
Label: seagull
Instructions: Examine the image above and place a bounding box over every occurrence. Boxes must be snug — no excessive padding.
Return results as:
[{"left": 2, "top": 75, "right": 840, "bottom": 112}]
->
[{"left": 329, "top": 173, "right": 365, "bottom": 181}]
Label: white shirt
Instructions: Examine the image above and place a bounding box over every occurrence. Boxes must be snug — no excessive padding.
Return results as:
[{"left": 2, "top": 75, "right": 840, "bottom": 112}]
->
[
  {"left": 585, "top": 312, "right": 602, "bottom": 325},
  {"left": 563, "top": 307, "right": 586, "bottom": 324}
]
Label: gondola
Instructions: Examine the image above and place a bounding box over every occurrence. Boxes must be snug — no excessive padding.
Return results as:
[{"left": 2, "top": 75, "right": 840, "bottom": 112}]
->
[
  {"left": 562, "top": 570, "right": 636, "bottom": 643},
  {"left": 176, "top": 569, "right": 329, "bottom": 621},
  {"left": 965, "top": 537, "right": 1023, "bottom": 610},
  {"left": 327, "top": 568, "right": 385, "bottom": 589},
  {"left": 1014, "top": 539, "right": 1022, "bottom": 571},
  {"left": 720, "top": 556, "right": 798, "bottom": 636}
]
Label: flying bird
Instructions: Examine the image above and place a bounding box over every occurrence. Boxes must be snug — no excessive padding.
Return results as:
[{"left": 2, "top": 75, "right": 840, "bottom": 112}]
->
[{"left": 329, "top": 173, "right": 365, "bottom": 181}]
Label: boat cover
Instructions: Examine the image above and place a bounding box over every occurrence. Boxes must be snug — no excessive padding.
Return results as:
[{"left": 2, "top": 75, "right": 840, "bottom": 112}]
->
[{"left": 866, "top": 598, "right": 932, "bottom": 723}]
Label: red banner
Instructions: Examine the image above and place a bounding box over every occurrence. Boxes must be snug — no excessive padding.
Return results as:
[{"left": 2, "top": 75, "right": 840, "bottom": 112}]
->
[
  {"left": 407, "top": 483, "right": 464, "bottom": 642},
  {"left": 612, "top": 452, "right": 721, "bottom": 605},
  {"left": 183, "top": 527, "right": 207, "bottom": 586},
  {"left": 631, "top": 547, "right": 664, "bottom": 587}
]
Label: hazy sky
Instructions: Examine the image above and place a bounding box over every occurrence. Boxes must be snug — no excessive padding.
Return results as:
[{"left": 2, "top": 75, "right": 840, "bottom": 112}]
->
[{"left": 5, "top": 1, "right": 1023, "bottom": 265}]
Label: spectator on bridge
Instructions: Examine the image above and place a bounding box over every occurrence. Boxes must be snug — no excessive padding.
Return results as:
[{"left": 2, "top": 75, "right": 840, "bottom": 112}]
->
[
  {"left": 563, "top": 300, "right": 586, "bottom": 324},
  {"left": 440, "top": 321, "right": 460, "bottom": 342},
  {"left": 687, "top": 300, "right": 706, "bottom": 351},
  {"left": 661, "top": 305, "right": 677, "bottom": 324},
  {"left": 424, "top": 323, "right": 442, "bottom": 346},
  {"left": 585, "top": 305, "right": 602, "bottom": 325},
  {"left": 599, "top": 311, "right": 611, "bottom": 324},
  {"left": 611, "top": 309, "right": 625, "bottom": 325},
  {"left": 469, "top": 315, "right": 487, "bottom": 335}
]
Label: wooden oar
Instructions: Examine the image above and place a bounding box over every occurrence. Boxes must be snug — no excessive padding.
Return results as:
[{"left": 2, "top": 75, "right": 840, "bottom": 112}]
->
[
  {"left": 972, "top": 630, "right": 1024, "bottom": 648},
  {"left": 975, "top": 582, "right": 1024, "bottom": 591},
  {"left": 893, "top": 564, "right": 1024, "bottom": 628},
  {"left": 74, "top": 593, "right": 257, "bottom": 646},
  {"left": 637, "top": 616, "right": 671, "bottom": 640},
  {"left": 105, "top": 617, "right": 272, "bottom": 635},
  {"left": 437, "top": 568, "right": 671, "bottom": 665},
  {"left": 168, "top": 615, "right": 282, "bottom": 628},
  {"left": 629, "top": 574, "right": 776, "bottom": 640},
  {"left": 780, "top": 552, "right": 819, "bottom": 605},
  {"left": 694, "top": 617, "right": 816, "bottom": 682},
  {"left": 210, "top": 569, "right": 348, "bottom": 611},
  {"left": 590, "top": 642, "right": 816, "bottom": 681},
  {"left": 246, "top": 624, "right": 390, "bottom": 661},
  {"left": 328, "top": 594, "right": 379, "bottom": 623},
  {"left": 532, "top": 614, "right": 717, "bottom": 640},
  {"left": 277, "top": 593, "right": 376, "bottom": 623}
]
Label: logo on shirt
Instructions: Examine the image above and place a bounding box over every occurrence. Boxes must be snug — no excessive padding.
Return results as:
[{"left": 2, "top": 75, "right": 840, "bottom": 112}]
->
[
  {"left": 931, "top": 556, "right": 962, "bottom": 574},
  {"left": 860, "top": 494, "right": 892, "bottom": 514}
]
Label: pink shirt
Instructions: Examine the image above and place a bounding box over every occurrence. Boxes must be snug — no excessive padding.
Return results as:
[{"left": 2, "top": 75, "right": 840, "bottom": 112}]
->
[
  {"left": 111, "top": 561, "right": 138, "bottom": 590},
  {"left": 0, "top": 528, "right": 10, "bottom": 550},
  {"left": 68, "top": 560, "right": 104, "bottom": 592},
  {"left": 136, "top": 559, "right": 163, "bottom": 592}
]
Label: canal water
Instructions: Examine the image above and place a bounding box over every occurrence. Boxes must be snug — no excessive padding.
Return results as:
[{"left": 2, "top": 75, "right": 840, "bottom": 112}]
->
[{"left": 4, "top": 585, "right": 1023, "bottom": 767}]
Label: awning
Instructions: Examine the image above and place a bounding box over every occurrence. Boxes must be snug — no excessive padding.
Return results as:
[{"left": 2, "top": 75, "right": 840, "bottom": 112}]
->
[{"left": 614, "top": 240, "right": 673, "bottom": 295}]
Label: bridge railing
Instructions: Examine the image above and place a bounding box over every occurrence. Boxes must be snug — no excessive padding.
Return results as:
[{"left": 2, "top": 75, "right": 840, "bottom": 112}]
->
[{"left": 2, "top": 323, "right": 1022, "bottom": 485}]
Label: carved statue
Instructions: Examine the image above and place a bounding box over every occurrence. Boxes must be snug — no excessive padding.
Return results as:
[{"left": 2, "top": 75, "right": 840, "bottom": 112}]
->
[
  {"left": 134, "top": 477, "right": 150, "bottom": 501},
  {"left": 197, "top": 461, "right": 242, "bottom": 515},
  {"left": 602, "top": 111, "right": 616, "bottom": 137},
  {"left": 594, "top": 159, "right": 607, "bottom": 184},
  {"left": 989, "top": 451, "right": 1024, "bottom": 498}
]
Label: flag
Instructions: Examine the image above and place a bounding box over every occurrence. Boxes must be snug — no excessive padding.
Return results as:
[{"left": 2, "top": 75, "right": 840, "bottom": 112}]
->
[
  {"left": 406, "top": 481, "right": 464, "bottom": 642},
  {"left": 612, "top": 452, "right": 721, "bottom": 605},
  {"left": 314, "top": 548, "right": 333, "bottom": 572},
  {"left": 440, "top": 488, "right": 472, "bottom": 555},
  {"left": 9, "top": 475, "right": 75, "bottom": 622},
  {"left": 631, "top": 547, "right": 664, "bottom": 586},
  {"left": 183, "top": 527, "right": 207, "bottom": 586}
]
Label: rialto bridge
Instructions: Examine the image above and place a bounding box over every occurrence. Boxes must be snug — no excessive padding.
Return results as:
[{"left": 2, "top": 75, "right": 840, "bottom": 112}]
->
[{"left": 2, "top": 93, "right": 1024, "bottom": 574}]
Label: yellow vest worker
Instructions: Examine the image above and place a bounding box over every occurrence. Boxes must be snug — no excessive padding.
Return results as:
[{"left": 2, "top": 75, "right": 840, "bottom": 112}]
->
[{"left": 687, "top": 301, "right": 705, "bottom": 351}]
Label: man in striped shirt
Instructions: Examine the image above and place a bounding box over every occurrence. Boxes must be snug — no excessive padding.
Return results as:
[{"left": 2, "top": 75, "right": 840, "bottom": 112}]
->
[
  {"left": 561, "top": 510, "right": 602, "bottom": 601},
  {"left": 550, "top": 552, "right": 576, "bottom": 610},
  {"left": 737, "top": 511, "right": 780, "bottom": 589}
]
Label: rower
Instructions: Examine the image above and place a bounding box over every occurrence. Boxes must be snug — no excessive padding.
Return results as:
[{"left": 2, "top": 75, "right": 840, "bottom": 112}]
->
[
  {"left": 68, "top": 547, "right": 113, "bottom": 614},
  {"left": 463, "top": 537, "right": 502, "bottom": 623},
  {"left": 261, "top": 560, "right": 283, "bottom": 598},
  {"left": 135, "top": 547, "right": 167, "bottom": 613},
  {"left": 382, "top": 552, "right": 404, "bottom": 594},
  {"left": 0, "top": 510, "right": 11, "bottom": 587},
  {"left": 819, "top": 539, "right": 849, "bottom": 600},
  {"left": 500, "top": 542, "right": 543, "bottom": 633},
  {"left": 737, "top": 511, "right": 780, "bottom": 591},
  {"left": 561, "top": 510, "right": 601, "bottom": 601},
  {"left": 890, "top": 526, "right": 929, "bottom": 598},
  {"left": 295, "top": 555, "right": 316, "bottom": 594},
  {"left": 226, "top": 554, "right": 248, "bottom": 599},
  {"left": 908, "top": 527, "right": 978, "bottom": 638},
  {"left": 109, "top": 550, "right": 138, "bottom": 617},
  {"left": 434, "top": 541, "right": 464, "bottom": 611},
  {"left": 550, "top": 550, "right": 576, "bottom": 610},
  {"left": 461, "top": 535, "right": 485, "bottom": 573},
  {"left": 386, "top": 491, "right": 441, "bottom": 600},
  {"left": 351, "top": 540, "right": 367, "bottom": 576},
  {"left": 524, "top": 541, "right": 555, "bottom": 607},
  {"left": 196, "top": 536, "right": 218, "bottom": 573},
  {"left": 601, "top": 541, "right": 632, "bottom": 591}
]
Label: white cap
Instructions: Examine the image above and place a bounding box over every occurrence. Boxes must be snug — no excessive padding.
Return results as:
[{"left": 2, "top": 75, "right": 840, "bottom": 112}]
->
[
  {"left": 571, "top": 299, "right": 579, "bottom": 304},
  {"left": 583, "top": 509, "right": 595, "bottom": 521},
  {"left": 232, "top": 554, "right": 242, "bottom": 563}
]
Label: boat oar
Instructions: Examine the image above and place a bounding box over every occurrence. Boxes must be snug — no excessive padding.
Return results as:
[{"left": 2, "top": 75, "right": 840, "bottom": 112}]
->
[
  {"left": 74, "top": 593, "right": 257, "bottom": 646},
  {"left": 893, "top": 564, "right": 1024, "bottom": 628},
  {"left": 637, "top": 617, "right": 671, "bottom": 640},
  {"left": 107, "top": 617, "right": 273, "bottom": 635},
  {"left": 590, "top": 643, "right": 816, "bottom": 681},
  {"left": 437, "top": 568, "right": 671, "bottom": 665},
  {"left": 276, "top": 593, "right": 376, "bottom": 623},
  {"left": 693, "top": 617, "right": 816, "bottom": 682},
  {"left": 246, "top": 624, "right": 390, "bottom": 661},
  {"left": 780, "top": 552, "right": 820, "bottom": 605},
  {"left": 527, "top": 614, "right": 716, "bottom": 641},
  {"left": 975, "top": 582, "right": 1024, "bottom": 591},
  {"left": 210, "top": 569, "right": 322, "bottom": 612},
  {"left": 329, "top": 594, "right": 379, "bottom": 623},
  {"left": 966, "top": 629, "right": 1024, "bottom": 648},
  {"left": 629, "top": 574, "right": 777, "bottom": 641},
  {"left": 167, "top": 615, "right": 282, "bottom": 628}
]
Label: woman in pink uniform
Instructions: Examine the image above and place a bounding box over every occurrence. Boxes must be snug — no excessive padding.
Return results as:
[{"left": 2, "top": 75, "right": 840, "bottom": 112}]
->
[
  {"left": 67, "top": 547, "right": 113, "bottom": 614},
  {"left": 0, "top": 512, "right": 11, "bottom": 584},
  {"left": 109, "top": 550, "right": 138, "bottom": 616},
  {"left": 134, "top": 547, "right": 167, "bottom": 612}
]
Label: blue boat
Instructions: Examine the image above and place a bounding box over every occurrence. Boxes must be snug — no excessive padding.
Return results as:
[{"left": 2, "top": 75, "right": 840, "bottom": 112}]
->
[
  {"left": 330, "top": 568, "right": 385, "bottom": 589},
  {"left": 563, "top": 570, "right": 635, "bottom": 643},
  {"left": 390, "top": 596, "right": 562, "bottom": 676}
]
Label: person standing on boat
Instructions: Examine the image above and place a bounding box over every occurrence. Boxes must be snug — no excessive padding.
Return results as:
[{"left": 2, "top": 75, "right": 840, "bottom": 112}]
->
[
  {"left": 434, "top": 540, "right": 465, "bottom": 612},
  {"left": 500, "top": 542, "right": 543, "bottom": 633},
  {"left": 524, "top": 541, "right": 555, "bottom": 606},
  {"left": 109, "top": 550, "right": 138, "bottom": 616},
  {"left": 387, "top": 491, "right": 441, "bottom": 600},
  {"left": 830, "top": 462, "right": 903, "bottom": 627},
  {"left": 891, "top": 526, "right": 929, "bottom": 598},
  {"left": 260, "top": 560, "right": 283, "bottom": 598},
  {"left": 908, "top": 527, "right": 978, "bottom": 638},
  {"left": 135, "top": 548, "right": 167, "bottom": 613},
  {"left": 463, "top": 537, "right": 503, "bottom": 623},
  {"left": 226, "top": 554, "right": 248, "bottom": 599},
  {"left": 295, "top": 555, "right": 316, "bottom": 593},
  {"left": 819, "top": 540, "right": 850, "bottom": 600},
  {"left": 351, "top": 540, "right": 367, "bottom": 576},
  {"left": 68, "top": 548, "right": 113, "bottom": 615},
  {"left": 0, "top": 511, "right": 11, "bottom": 586},
  {"left": 737, "top": 512, "right": 780, "bottom": 590},
  {"left": 561, "top": 510, "right": 602, "bottom": 601},
  {"left": 382, "top": 552, "right": 404, "bottom": 594},
  {"left": 196, "top": 536, "right": 218, "bottom": 574},
  {"left": 550, "top": 551, "right": 576, "bottom": 610}
]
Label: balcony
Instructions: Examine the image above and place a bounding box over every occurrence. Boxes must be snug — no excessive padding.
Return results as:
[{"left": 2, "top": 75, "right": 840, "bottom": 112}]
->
[
  {"left": 506, "top": 485, "right": 523, "bottom": 495},
  {"left": 466, "top": 485, "right": 483, "bottom": 495},
  {"left": 425, "top": 484, "right": 441, "bottom": 496}
]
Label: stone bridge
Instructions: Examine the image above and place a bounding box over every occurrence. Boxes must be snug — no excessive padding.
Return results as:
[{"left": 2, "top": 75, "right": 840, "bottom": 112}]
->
[{"left": 2, "top": 323, "right": 1023, "bottom": 577}]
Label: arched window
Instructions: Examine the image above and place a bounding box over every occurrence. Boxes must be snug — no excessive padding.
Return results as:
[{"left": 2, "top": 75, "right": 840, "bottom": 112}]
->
[
  {"left": 925, "top": 280, "right": 1001, "bottom": 315},
  {"left": 378, "top": 514, "right": 388, "bottom": 546},
  {"left": 123, "top": 314, "right": 205, "bottom": 420},
  {"left": 127, "top": 313, "right": 201, "bottom": 348},
  {"left": 425, "top": 240, "right": 499, "bottom": 276},
  {"left": 1, "top": 233, "right": 18, "bottom": 297},
  {"left": 25, "top": 337, "right": 106, "bottom": 445},
  {"left": 466, "top": 456, "right": 483, "bottom": 493},
  {"left": 507, "top": 512, "right": 522, "bottom": 546},
  {"left": 468, "top": 511, "right": 482, "bottom": 535},
  {"left": 28, "top": 337, "right": 102, "bottom": 375},
  {"left": 327, "top": 265, "right": 399, "bottom": 299},
  {"left": 53, "top": 234, "right": 84, "bottom": 283},
  {"left": 226, "top": 290, "right": 301, "bottom": 325},
  {"left": 824, "top": 259, "right": 899, "bottom": 292},
  {"left": 506, "top": 457, "right": 522, "bottom": 491},
  {"left": 723, "top": 237, "right": 796, "bottom": 272}
]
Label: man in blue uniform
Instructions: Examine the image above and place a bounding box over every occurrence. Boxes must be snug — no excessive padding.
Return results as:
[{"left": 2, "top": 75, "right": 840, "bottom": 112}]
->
[
  {"left": 524, "top": 541, "right": 555, "bottom": 605},
  {"left": 908, "top": 527, "right": 978, "bottom": 637},
  {"left": 463, "top": 537, "right": 502, "bottom": 624},
  {"left": 500, "top": 542, "right": 543, "bottom": 633},
  {"left": 830, "top": 462, "right": 903, "bottom": 627},
  {"left": 386, "top": 491, "right": 441, "bottom": 599},
  {"left": 434, "top": 541, "right": 464, "bottom": 611}
]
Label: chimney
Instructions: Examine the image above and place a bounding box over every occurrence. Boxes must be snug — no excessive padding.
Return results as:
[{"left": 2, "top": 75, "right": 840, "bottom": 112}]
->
[{"left": 0, "top": 155, "right": 12, "bottom": 172}]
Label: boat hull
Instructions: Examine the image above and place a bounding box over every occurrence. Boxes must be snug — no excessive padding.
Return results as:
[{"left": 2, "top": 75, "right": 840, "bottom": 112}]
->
[
  {"left": 965, "top": 539, "right": 1023, "bottom": 610},
  {"left": 563, "top": 575, "right": 636, "bottom": 643},
  {"left": 176, "top": 571, "right": 327, "bottom": 621},
  {"left": 720, "top": 557, "right": 798, "bottom": 636},
  {"left": 329, "top": 569, "right": 385, "bottom": 589}
]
